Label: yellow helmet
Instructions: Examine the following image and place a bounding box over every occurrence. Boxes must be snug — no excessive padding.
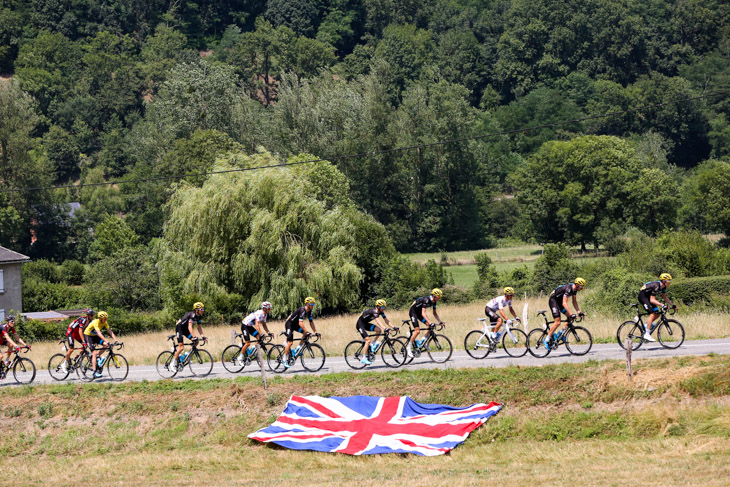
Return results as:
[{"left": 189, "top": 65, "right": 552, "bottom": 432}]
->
[
  {"left": 375, "top": 299, "right": 387, "bottom": 308},
  {"left": 305, "top": 296, "right": 316, "bottom": 305},
  {"left": 431, "top": 288, "right": 443, "bottom": 298},
  {"left": 659, "top": 273, "right": 672, "bottom": 281},
  {"left": 193, "top": 302, "right": 205, "bottom": 310},
  {"left": 504, "top": 287, "right": 515, "bottom": 295},
  {"left": 98, "top": 311, "right": 108, "bottom": 320},
  {"left": 574, "top": 277, "right": 586, "bottom": 287}
]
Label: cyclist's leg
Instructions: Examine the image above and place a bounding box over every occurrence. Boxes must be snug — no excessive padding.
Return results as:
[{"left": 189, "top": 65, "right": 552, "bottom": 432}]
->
[
  {"left": 64, "top": 334, "right": 75, "bottom": 363},
  {"left": 408, "top": 312, "right": 422, "bottom": 345},
  {"left": 370, "top": 323, "right": 382, "bottom": 349},
  {"left": 282, "top": 321, "right": 296, "bottom": 361},
  {"left": 356, "top": 319, "right": 370, "bottom": 350},
  {"left": 173, "top": 324, "right": 186, "bottom": 363},
  {"left": 241, "top": 323, "right": 252, "bottom": 354},
  {"left": 548, "top": 297, "right": 562, "bottom": 336}
]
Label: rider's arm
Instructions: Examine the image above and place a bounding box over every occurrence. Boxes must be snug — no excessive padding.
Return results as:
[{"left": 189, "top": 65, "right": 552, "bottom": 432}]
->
[
  {"left": 508, "top": 305, "right": 518, "bottom": 319},
  {"left": 432, "top": 309, "right": 442, "bottom": 324},
  {"left": 571, "top": 295, "right": 581, "bottom": 314},
  {"left": 498, "top": 307, "right": 509, "bottom": 321},
  {"left": 109, "top": 329, "right": 118, "bottom": 342},
  {"left": 661, "top": 292, "right": 675, "bottom": 308},
  {"left": 197, "top": 322, "right": 205, "bottom": 338},
  {"left": 5, "top": 334, "right": 18, "bottom": 348},
  {"left": 309, "top": 318, "right": 317, "bottom": 334}
]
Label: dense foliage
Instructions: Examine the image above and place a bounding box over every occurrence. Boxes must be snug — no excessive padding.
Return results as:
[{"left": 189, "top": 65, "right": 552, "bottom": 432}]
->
[{"left": 1, "top": 1, "right": 729, "bottom": 317}]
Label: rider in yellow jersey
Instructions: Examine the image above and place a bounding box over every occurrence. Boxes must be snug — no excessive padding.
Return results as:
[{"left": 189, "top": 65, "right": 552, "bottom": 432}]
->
[{"left": 83, "top": 311, "right": 118, "bottom": 378}]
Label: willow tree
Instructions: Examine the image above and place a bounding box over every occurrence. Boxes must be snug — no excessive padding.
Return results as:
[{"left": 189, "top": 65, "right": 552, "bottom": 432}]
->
[{"left": 158, "top": 149, "right": 393, "bottom": 316}]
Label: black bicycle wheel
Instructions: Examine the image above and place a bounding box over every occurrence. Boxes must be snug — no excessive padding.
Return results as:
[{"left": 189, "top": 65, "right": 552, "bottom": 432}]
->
[
  {"left": 344, "top": 340, "right": 368, "bottom": 370},
  {"left": 155, "top": 351, "right": 177, "bottom": 379},
  {"left": 426, "top": 334, "right": 453, "bottom": 363},
  {"left": 106, "top": 353, "right": 129, "bottom": 381},
  {"left": 13, "top": 357, "right": 36, "bottom": 384},
  {"left": 381, "top": 338, "right": 407, "bottom": 368},
  {"left": 267, "top": 344, "right": 287, "bottom": 373},
  {"left": 76, "top": 354, "right": 95, "bottom": 382},
  {"left": 527, "top": 329, "right": 551, "bottom": 358},
  {"left": 221, "top": 344, "right": 245, "bottom": 373},
  {"left": 564, "top": 326, "right": 593, "bottom": 356},
  {"left": 189, "top": 348, "right": 214, "bottom": 377},
  {"left": 301, "top": 343, "right": 326, "bottom": 372},
  {"left": 48, "top": 353, "right": 70, "bottom": 381},
  {"left": 502, "top": 328, "right": 529, "bottom": 358},
  {"left": 617, "top": 321, "right": 643, "bottom": 351},
  {"left": 464, "top": 330, "right": 491, "bottom": 359},
  {"left": 657, "top": 319, "right": 685, "bottom": 349}
]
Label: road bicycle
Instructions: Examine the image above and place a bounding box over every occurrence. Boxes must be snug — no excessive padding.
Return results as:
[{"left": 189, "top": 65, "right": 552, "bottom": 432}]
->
[
  {"left": 267, "top": 332, "right": 326, "bottom": 373},
  {"left": 221, "top": 332, "right": 274, "bottom": 373},
  {"left": 76, "top": 342, "right": 128, "bottom": 382},
  {"left": 0, "top": 346, "right": 35, "bottom": 384},
  {"left": 616, "top": 304, "right": 684, "bottom": 351},
  {"left": 48, "top": 339, "right": 92, "bottom": 381},
  {"left": 344, "top": 327, "right": 408, "bottom": 369},
  {"left": 401, "top": 320, "right": 453, "bottom": 364},
  {"left": 527, "top": 312, "right": 592, "bottom": 358},
  {"left": 156, "top": 337, "right": 213, "bottom": 379},
  {"left": 464, "top": 317, "right": 528, "bottom": 359}
]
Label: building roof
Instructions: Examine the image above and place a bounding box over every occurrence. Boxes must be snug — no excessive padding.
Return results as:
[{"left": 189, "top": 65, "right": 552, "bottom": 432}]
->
[
  {"left": 0, "top": 246, "right": 30, "bottom": 264},
  {"left": 21, "top": 311, "right": 68, "bottom": 322}
]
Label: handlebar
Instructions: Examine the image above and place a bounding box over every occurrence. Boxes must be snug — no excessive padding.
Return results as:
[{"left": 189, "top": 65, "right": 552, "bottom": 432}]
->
[{"left": 429, "top": 322, "right": 445, "bottom": 331}]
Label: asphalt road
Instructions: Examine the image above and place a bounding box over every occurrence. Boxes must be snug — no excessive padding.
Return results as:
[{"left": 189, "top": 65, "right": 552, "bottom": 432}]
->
[{"left": 15, "top": 337, "right": 730, "bottom": 386}]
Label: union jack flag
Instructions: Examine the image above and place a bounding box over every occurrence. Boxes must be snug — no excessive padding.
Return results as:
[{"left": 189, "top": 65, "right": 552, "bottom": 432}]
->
[{"left": 249, "top": 395, "right": 501, "bottom": 456}]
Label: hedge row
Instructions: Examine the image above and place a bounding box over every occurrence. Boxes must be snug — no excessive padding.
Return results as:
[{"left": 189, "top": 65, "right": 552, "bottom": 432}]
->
[{"left": 669, "top": 275, "right": 730, "bottom": 306}]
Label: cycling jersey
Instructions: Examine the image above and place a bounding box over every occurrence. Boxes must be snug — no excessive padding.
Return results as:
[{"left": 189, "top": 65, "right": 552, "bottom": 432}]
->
[
  {"left": 67, "top": 316, "right": 90, "bottom": 336},
  {"left": 0, "top": 323, "right": 14, "bottom": 345},
  {"left": 83, "top": 319, "right": 109, "bottom": 336},
  {"left": 242, "top": 310, "right": 267, "bottom": 327},
  {"left": 359, "top": 308, "right": 386, "bottom": 323},
  {"left": 177, "top": 311, "right": 202, "bottom": 328},
  {"left": 410, "top": 296, "right": 437, "bottom": 317},
  {"left": 286, "top": 306, "right": 312, "bottom": 326},
  {"left": 639, "top": 281, "right": 666, "bottom": 298},
  {"left": 486, "top": 295, "right": 512, "bottom": 312},
  {"left": 550, "top": 284, "right": 578, "bottom": 300}
]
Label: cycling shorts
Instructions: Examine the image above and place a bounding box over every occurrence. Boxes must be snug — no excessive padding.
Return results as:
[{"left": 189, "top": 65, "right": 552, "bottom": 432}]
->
[
  {"left": 638, "top": 293, "right": 659, "bottom": 313},
  {"left": 241, "top": 323, "right": 260, "bottom": 341},
  {"left": 86, "top": 334, "right": 103, "bottom": 350},
  {"left": 284, "top": 319, "right": 305, "bottom": 342},
  {"left": 175, "top": 322, "right": 193, "bottom": 344},
  {"left": 548, "top": 296, "right": 567, "bottom": 319},
  {"left": 67, "top": 328, "right": 85, "bottom": 349},
  {"left": 484, "top": 307, "right": 500, "bottom": 325},
  {"left": 356, "top": 318, "right": 378, "bottom": 339}
]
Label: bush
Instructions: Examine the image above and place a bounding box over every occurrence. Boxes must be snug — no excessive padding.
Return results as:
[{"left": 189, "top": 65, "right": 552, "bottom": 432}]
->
[
  {"left": 22, "top": 260, "right": 60, "bottom": 283},
  {"left": 373, "top": 255, "right": 451, "bottom": 309},
  {"left": 584, "top": 268, "right": 653, "bottom": 312},
  {"left": 669, "top": 275, "right": 730, "bottom": 306},
  {"left": 655, "top": 231, "right": 728, "bottom": 277},
  {"left": 531, "top": 243, "right": 579, "bottom": 293},
  {"left": 21, "top": 278, "right": 84, "bottom": 312},
  {"left": 59, "top": 260, "right": 85, "bottom": 285},
  {"left": 474, "top": 252, "right": 499, "bottom": 286}
]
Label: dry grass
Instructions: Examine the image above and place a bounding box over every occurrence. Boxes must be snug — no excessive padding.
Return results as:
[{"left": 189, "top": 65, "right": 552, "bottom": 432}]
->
[{"left": 28, "top": 299, "right": 730, "bottom": 368}]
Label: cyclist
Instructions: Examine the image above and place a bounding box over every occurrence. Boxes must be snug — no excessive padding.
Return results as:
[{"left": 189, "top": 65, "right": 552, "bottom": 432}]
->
[
  {"left": 638, "top": 273, "right": 677, "bottom": 342},
  {"left": 356, "top": 299, "right": 393, "bottom": 365},
  {"left": 281, "top": 297, "right": 319, "bottom": 368},
  {"left": 83, "top": 311, "right": 118, "bottom": 378},
  {"left": 407, "top": 288, "right": 444, "bottom": 358},
  {"left": 0, "top": 316, "right": 28, "bottom": 368},
  {"left": 545, "top": 278, "right": 586, "bottom": 349},
  {"left": 171, "top": 302, "right": 207, "bottom": 373},
  {"left": 62, "top": 308, "right": 94, "bottom": 373},
  {"left": 239, "top": 301, "right": 273, "bottom": 363},
  {"left": 485, "top": 287, "right": 520, "bottom": 341}
]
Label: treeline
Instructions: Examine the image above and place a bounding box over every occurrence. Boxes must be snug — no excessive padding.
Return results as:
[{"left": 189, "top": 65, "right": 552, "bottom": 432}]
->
[{"left": 1, "top": 0, "right": 730, "bottom": 316}]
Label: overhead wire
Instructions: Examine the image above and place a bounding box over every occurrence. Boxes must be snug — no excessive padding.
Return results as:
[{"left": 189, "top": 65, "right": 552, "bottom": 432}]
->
[{"left": 1, "top": 89, "right": 727, "bottom": 194}]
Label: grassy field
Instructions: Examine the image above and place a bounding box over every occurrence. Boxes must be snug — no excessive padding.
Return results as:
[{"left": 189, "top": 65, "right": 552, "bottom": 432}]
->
[
  {"left": 3, "top": 355, "right": 730, "bottom": 486},
  {"left": 29, "top": 299, "right": 730, "bottom": 368}
]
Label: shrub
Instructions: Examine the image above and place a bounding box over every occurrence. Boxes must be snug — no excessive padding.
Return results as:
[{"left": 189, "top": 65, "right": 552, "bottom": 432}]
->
[
  {"left": 21, "top": 278, "right": 83, "bottom": 312},
  {"left": 373, "top": 255, "right": 451, "bottom": 309},
  {"left": 531, "top": 243, "right": 579, "bottom": 293},
  {"left": 474, "top": 252, "right": 499, "bottom": 286},
  {"left": 584, "top": 268, "right": 653, "bottom": 312},
  {"left": 59, "top": 260, "right": 85, "bottom": 285},
  {"left": 669, "top": 275, "right": 730, "bottom": 306},
  {"left": 655, "top": 231, "right": 728, "bottom": 277},
  {"left": 22, "top": 260, "right": 60, "bottom": 283}
]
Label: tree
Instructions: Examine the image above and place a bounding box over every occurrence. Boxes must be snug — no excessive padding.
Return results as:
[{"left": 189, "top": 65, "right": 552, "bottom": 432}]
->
[
  {"left": 86, "top": 245, "right": 160, "bottom": 311},
  {"left": 515, "top": 135, "right": 645, "bottom": 249},
  {"left": 679, "top": 160, "right": 730, "bottom": 236},
  {"left": 87, "top": 214, "right": 140, "bottom": 263},
  {"left": 158, "top": 150, "right": 394, "bottom": 314}
]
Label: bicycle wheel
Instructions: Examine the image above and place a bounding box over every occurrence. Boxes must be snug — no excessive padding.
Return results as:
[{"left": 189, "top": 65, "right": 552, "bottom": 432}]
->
[
  {"left": 76, "top": 354, "right": 95, "bottom": 382},
  {"left": 221, "top": 344, "right": 245, "bottom": 373},
  {"left": 155, "top": 351, "right": 178, "bottom": 379},
  {"left": 464, "top": 330, "right": 491, "bottom": 359},
  {"left": 564, "top": 326, "right": 593, "bottom": 356},
  {"left": 344, "top": 340, "right": 368, "bottom": 370},
  {"left": 657, "top": 319, "right": 685, "bottom": 349},
  {"left": 301, "top": 344, "right": 326, "bottom": 372},
  {"left": 189, "top": 348, "right": 214, "bottom": 377},
  {"left": 267, "top": 345, "right": 287, "bottom": 373},
  {"left": 617, "top": 321, "right": 643, "bottom": 351},
  {"left": 426, "top": 334, "right": 453, "bottom": 363},
  {"left": 502, "top": 328, "right": 528, "bottom": 358},
  {"left": 13, "top": 357, "right": 36, "bottom": 384},
  {"left": 381, "top": 338, "right": 407, "bottom": 368},
  {"left": 48, "top": 353, "right": 70, "bottom": 381},
  {"left": 106, "top": 353, "right": 129, "bottom": 381},
  {"left": 527, "top": 329, "right": 551, "bottom": 358}
]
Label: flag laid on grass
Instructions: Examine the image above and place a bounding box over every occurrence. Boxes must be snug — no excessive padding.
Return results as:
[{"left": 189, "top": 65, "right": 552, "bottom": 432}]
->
[{"left": 249, "top": 395, "right": 501, "bottom": 456}]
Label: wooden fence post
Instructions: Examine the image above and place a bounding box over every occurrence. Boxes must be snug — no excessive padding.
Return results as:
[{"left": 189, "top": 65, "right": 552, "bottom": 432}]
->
[
  {"left": 255, "top": 343, "right": 267, "bottom": 389},
  {"left": 625, "top": 338, "right": 632, "bottom": 381}
]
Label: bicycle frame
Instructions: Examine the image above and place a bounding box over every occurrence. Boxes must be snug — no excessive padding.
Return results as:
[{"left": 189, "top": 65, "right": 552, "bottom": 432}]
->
[{"left": 629, "top": 304, "right": 676, "bottom": 333}]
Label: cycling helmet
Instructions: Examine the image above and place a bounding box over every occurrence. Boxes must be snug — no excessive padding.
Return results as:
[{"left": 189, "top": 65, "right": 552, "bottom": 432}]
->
[
  {"left": 574, "top": 277, "right": 586, "bottom": 287},
  {"left": 193, "top": 302, "right": 205, "bottom": 310},
  {"left": 5, "top": 315, "right": 15, "bottom": 322},
  {"left": 659, "top": 273, "right": 672, "bottom": 282},
  {"left": 98, "top": 311, "right": 108, "bottom": 320},
  {"left": 375, "top": 299, "right": 387, "bottom": 308},
  {"left": 431, "top": 288, "right": 443, "bottom": 298},
  {"left": 503, "top": 287, "right": 515, "bottom": 296},
  {"left": 85, "top": 308, "right": 95, "bottom": 316},
  {"left": 304, "top": 296, "right": 316, "bottom": 305},
  {"left": 261, "top": 301, "right": 272, "bottom": 310}
]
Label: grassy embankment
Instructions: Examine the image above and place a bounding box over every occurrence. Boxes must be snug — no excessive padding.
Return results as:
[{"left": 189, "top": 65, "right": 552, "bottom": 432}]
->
[{"left": 2, "top": 354, "right": 730, "bottom": 485}]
